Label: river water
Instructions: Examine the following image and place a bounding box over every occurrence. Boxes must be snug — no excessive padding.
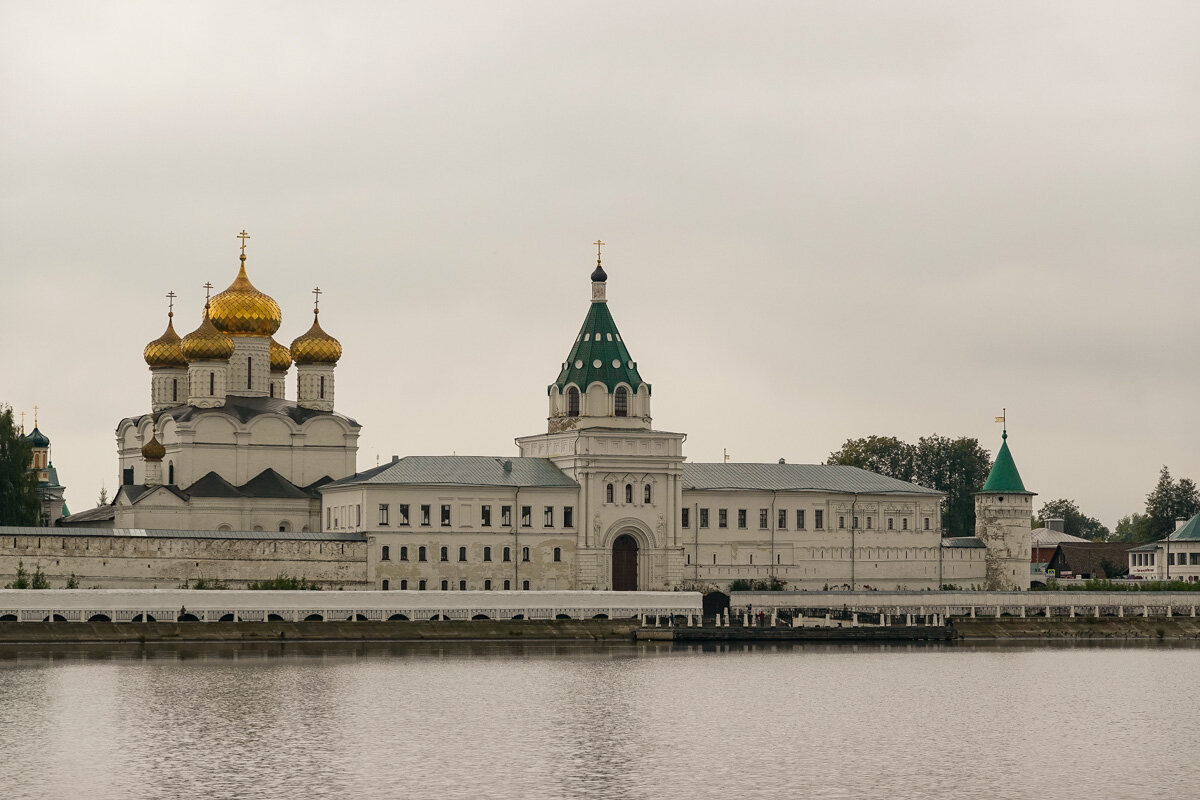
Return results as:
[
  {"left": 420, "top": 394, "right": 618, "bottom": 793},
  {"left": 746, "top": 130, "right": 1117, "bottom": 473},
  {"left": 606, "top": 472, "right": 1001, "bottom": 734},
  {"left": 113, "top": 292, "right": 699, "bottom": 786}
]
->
[{"left": 0, "top": 640, "right": 1194, "bottom": 799}]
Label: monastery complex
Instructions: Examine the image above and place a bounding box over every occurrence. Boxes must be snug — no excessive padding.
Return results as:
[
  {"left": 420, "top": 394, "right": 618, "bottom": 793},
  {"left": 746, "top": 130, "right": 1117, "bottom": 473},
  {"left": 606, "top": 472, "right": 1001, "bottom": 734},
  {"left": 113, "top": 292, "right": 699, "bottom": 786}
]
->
[{"left": 4, "top": 238, "right": 1039, "bottom": 593}]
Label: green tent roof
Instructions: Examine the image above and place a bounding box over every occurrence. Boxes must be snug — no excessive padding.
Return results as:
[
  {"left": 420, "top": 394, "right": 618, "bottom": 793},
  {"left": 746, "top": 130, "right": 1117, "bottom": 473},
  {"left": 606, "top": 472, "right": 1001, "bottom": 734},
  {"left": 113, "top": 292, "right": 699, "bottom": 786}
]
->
[
  {"left": 551, "top": 290, "right": 648, "bottom": 394},
  {"left": 979, "top": 432, "right": 1028, "bottom": 493},
  {"left": 1170, "top": 514, "right": 1200, "bottom": 542}
]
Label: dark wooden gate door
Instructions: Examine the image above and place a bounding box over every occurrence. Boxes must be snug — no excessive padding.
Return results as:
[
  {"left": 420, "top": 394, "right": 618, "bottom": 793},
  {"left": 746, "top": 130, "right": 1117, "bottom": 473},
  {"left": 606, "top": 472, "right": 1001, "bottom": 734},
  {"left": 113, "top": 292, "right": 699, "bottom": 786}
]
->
[{"left": 612, "top": 534, "right": 638, "bottom": 591}]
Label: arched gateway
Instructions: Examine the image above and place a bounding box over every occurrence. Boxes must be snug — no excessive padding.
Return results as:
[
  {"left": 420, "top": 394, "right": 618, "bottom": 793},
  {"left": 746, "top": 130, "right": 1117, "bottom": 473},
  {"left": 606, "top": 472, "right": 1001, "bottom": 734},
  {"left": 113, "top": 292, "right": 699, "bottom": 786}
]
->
[{"left": 612, "top": 533, "right": 639, "bottom": 591}]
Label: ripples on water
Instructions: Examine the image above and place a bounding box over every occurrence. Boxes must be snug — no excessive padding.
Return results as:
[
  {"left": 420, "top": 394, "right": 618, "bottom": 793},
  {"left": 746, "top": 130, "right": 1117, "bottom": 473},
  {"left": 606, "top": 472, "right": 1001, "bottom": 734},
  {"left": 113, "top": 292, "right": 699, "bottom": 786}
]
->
[{"left": 0, "top": 641, "right": 1196, "bottom": 800}]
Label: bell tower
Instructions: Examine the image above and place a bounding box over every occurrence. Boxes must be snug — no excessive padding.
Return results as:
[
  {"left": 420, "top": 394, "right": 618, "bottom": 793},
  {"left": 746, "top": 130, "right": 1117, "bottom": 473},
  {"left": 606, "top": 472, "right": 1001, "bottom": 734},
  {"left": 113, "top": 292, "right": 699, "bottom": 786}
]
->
[{"left": 975, "top": 423, "right": 1035, "bottom": 590}]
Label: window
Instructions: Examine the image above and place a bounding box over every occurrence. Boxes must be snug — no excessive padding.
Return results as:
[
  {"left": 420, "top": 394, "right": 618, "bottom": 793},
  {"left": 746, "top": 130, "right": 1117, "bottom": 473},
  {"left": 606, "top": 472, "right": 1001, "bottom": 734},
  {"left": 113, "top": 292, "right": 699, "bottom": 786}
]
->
[
  {"left": 400, "top": 546, "right": 408, "bottom": 561},
  {"left": 797, "top": 510, "right": 805, "bottom": 529},
  {"left": 625, "top": 484, "right": 633, "bottom": 503},
  {"left": 421, "top": 505, "right": 431, "bottom": 526},
  {"left": 381, "top": 545, "right": 390, "bottom": 561},
  {"left": 759, "top": 509, "right": 769, "bottom": 529},
  {"left": 382, "top": 579, "right": 389, "bottom": 591},
  {"left": 888, "top": 518, "right": 894, "bottom": 530},
  {"left": 440, "top": 546, "right": 448, "bottom": 562},
  {"left": 521, "top": 506, "right": 532, "bottom": 527},
  {"left": 503, "top": 547, "right": 512, "bottom": 562},
  {"left": 839, "top": 516, "right": 845, "bottom": 529},
  {"left": 522, "top": 546, "right": 530, "bottom": 562},
  {"left": 325, "top": 508, "right": 331, "bottom": 529},
  {"left": 606, "top": 483, "right": 614, "bottom": 503},
  {"left": 866, "top": 517, "right": 872, "bottom": 530},
  {"left": 400, "top": 579, "right": 408, "bottom": 590},
  {"left": 738, "top": 509, "right": 747, "bottom": 529},
  {"left": 544, "top": 506, "right": 554, "bottom": 527},
  {"left": 749, "top": 554, "right": 754, "bottom": 564},
  {"left": 924, "top": 517, "right": 930, "bottom": 530},
  {"left": 481, "top": 505, "right": 491, "bottom": 526},
  {"left": 902, "top": 518, "right": 908, "bottom": 530},
  {"left": 501, "top": 505, "right": 512, "bottom": 526},
  {"left": 564, "top": 506, "right": 574, "bottom": 527},
  {"left": 356, "top": 505, "right": 361, "bottom": 527},
  {"left": 853, "top": 516, "right": 859, "bottom": 529},
  {"left": 459, "top": 580, "right": 466, "bottom": 591},
  {"left": 168, "top": 463, "right": 174, "bottom": 484},
  {"left": 209, "top": 371, "right": 215, "bottom": 395},
  {"left": 553, "top": 547, "right": 562, "bottom": 562},
  {"left": 419, "top": 579, "right": 427, "bottom": 590},
  {"left": 483, "top": 546, "right": 492, "bottom": 562},
  {"left": 522, "top": 580, "right": 530, "bottom": 591},
  {"left": 699, "top": 509, "right": 709, "bottom": 528},
  {"left": 459, "top": 546, "right": 467, "bottom": 562},
  {"left": 171, "top": 378, "right": 178, "bottom": 402},
  {"left": 441, "top": 580, "right": 449, "bottom": 590},
  {"left": 778, "top": 509, "right": 787, "bottom": 529},
  {"left": 567, "top": 386, "right": 580, "bottom": 416},
  {"left": 644, "top": 484, "right": 652, "bottom": 504},
  {"left": 682, "top": 508, "right": 690, "bottom": 528},
  {"left": 398, "top": 504, "right": 409, "bottom": 525},
  {"left": 441, "top": 505, "right": 451, "bottom": 526},
  {"left": 484, "top": 580, "right": 492, "bottom": 590},
  {"left": 719, "top": 509, "right": 728, "bottom": 529},
  {"left": 379, "top": 504, "right": 389, "bottom": 526},
  {"left": 270, "top": 383, "right": 274, "bottom": 398},
  {"left": 418, "top": 546, "right": 427, "bottom": 562},
  {"left": 815, "top": 510, "right": 823, "bottom": 529},
  {"left": 319, "top": 375, "right": 326, "bottom": 399},
  {"left": 247, "top": 357, "right": 252, "bottom": 389},
  {"left": 504, "top": 580, "right": 511, "bottom": 590},
  {"left": 614, "top": 386, "right": 629, "bottom": 417}
]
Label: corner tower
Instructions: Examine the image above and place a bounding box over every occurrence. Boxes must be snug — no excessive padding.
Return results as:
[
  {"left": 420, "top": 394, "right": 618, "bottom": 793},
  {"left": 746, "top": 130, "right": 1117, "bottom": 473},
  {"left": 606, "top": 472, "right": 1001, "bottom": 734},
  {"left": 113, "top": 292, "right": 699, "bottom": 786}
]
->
[
  {"left": 975, "top": 426, "right": 1035, "bottom": 590},
  {"left": 547, "top": 251, "right": 651, "bottom": 432}
]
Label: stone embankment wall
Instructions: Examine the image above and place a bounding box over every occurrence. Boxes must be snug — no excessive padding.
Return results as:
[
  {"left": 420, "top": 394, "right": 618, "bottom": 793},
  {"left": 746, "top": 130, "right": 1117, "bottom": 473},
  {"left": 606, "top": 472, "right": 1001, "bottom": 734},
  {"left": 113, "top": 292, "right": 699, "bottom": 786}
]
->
[
  {"left": 0, "top": 533, "right": 368, "bottom": 589},
  {"left": 954, "top": 617, "right": 1200, "bottom": 639},
  {"left": 0, "top": 618, "right": 637, "bottom": 644}
]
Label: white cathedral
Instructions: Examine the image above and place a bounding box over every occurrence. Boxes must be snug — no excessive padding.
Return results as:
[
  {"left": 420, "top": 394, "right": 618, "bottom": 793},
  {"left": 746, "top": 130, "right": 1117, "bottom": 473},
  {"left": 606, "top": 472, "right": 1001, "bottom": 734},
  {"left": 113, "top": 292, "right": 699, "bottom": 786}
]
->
[{"left": 71, "top": 237, "right": 1033, "bottom": 592}]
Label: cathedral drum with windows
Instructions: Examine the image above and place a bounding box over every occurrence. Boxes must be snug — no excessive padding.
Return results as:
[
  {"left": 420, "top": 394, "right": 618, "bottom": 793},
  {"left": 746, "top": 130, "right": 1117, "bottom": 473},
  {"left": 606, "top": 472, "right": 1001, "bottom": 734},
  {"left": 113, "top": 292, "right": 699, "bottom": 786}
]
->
[{"left": 104, "top": 234, "right": 361, "bottom": 533}]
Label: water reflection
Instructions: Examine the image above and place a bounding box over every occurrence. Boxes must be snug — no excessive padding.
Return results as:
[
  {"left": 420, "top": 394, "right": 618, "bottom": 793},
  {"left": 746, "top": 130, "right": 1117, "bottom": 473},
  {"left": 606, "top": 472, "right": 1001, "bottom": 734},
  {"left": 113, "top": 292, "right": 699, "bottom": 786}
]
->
[{"left": 0, "top": 641, "right": 1197, "bottom": 799}]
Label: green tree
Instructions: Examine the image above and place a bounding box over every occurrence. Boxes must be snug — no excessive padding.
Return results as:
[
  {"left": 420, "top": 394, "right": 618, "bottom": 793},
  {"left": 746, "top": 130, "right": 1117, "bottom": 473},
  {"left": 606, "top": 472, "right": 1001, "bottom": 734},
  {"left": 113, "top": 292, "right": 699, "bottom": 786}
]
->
[
  {"left": 1145, "top": 466, "right": 1200, "bottom": 540},
  {"left": 1112, "top": 512, "right": 1154, "bottom": 543},
  {"left": 912, "top": 435, "right": 993, "bottom": 538},
  {"left": 1034, "top": 498, "right": 1110, "bottom": 541},
  {"left": 825, "top": 436, "right": 915, "bottom": 482},
  {"left": 0, "top": 406, "right": 39, "bottom": 525}
]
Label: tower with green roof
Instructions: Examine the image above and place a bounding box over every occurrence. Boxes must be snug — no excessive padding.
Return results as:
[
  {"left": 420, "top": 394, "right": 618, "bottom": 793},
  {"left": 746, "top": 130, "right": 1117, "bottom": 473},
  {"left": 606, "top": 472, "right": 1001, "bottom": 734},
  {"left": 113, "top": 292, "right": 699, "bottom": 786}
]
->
[
  {"left": 546, "top": 252, "right": 652, "bottom": 432},
  {"left": 974, "top": 427, "right": 1036, "bottom": 590}
]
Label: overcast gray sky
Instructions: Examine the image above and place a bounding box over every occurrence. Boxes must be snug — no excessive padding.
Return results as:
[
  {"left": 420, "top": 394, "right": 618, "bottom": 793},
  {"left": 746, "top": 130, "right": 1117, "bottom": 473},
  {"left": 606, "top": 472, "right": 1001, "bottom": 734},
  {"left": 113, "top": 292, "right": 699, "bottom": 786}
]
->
[{"left": 2, "top": 1, "right": 1197, "bottom": 528}]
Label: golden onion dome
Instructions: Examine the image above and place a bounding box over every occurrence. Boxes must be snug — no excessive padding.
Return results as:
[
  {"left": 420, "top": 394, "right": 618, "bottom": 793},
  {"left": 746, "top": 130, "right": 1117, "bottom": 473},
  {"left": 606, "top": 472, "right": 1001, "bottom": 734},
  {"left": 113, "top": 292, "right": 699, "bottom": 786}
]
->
[
  {"left": 290, "top": 309, "right": 342, "bottom": 365},
  {"left": 208, "top": 254, "right": 282, "bottom": 337},
  {"left": 269, "top": 337, "right": 293, "bottom": 372},
  {"left": 141, "top": 434, "right": 166, "bottom": 462},
  {"left": 143, "top": 314, "right": 186, "bottom": 368},
  {"left": 180, "top": 304, "right": 235, "bottom": 361}
]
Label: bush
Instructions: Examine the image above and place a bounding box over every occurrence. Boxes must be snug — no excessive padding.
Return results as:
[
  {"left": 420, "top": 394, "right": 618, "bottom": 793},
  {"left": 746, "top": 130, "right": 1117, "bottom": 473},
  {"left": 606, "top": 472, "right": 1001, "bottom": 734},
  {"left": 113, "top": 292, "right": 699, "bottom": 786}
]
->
[
  {"left": 181, "top": 577, "right": 230, "bottom": 590},
  {"left": 728, "top": 577, "right": 787, "bottom": 592},
  {"left": 247, "top": 574, "right": 321, "bottom": 591},
  {"left": 5, "top": 561, "right": 48, "bottom": 589}
]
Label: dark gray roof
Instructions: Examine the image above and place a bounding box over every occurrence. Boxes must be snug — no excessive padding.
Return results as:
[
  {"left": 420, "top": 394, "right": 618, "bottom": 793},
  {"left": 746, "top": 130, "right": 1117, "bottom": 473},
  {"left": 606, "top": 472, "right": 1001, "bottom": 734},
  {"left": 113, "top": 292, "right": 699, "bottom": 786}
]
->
[
  {"left": 241, "top": 468, "right": 313, "bottom": 499},
  {"left": 121, "top": 395, "right": 359, "bottom": 429},
  {"left": 681, "top": 463, "right": 943, "bottom": 496},
  {"left": 325, "top": 456, "right": 578, "bottom": 489},
  {"left": 58, "top": 504, "right": 116, "bottom": 525},
  {"left": 186, "top": 471, "right": 243, "bottom": 498},
  {"left": 942, "top": 537, "right": 985, "bottom": 548},
  {"left": 0, "top": 525, "right": 363, "bottom": 542},
  {"left": 118, "top": 469, "right": 320, "bottom": 505}
]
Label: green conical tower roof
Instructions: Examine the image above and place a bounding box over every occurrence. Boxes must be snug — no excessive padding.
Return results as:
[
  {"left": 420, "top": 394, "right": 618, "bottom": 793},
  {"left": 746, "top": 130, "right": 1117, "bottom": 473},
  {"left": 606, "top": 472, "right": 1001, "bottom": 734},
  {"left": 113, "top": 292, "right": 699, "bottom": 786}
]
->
[
  {"left": 979, "top": 431, "right": 1028, "bottom": 493},
  {"left": 550, "top": 264, "right": 649, "bottom": 395}
]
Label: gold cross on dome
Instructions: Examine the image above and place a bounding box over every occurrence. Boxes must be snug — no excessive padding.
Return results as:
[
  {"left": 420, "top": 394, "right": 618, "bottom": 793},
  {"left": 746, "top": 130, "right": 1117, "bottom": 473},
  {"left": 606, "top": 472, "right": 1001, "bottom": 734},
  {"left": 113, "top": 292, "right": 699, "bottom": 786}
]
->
[
  {"left": 203, "top": 281, "right": 214, "bottom": 301},
  {"left": 593, "top": 239, "right": 605, "bottom": 264},
  {"left": 312, "top": 286, "right": 322, "bottom": 311},
  {"left": 19, "top": 411, "right": 25, "bottom": 433},
  {"left": 237, "top": 230, "right": 250, "bottom": 256},
  {"left": 33, "top": 405, "right": 39, "bottom": 428},
  {"left": 166, "top": 290, "right": 176, "bottom": 316}
]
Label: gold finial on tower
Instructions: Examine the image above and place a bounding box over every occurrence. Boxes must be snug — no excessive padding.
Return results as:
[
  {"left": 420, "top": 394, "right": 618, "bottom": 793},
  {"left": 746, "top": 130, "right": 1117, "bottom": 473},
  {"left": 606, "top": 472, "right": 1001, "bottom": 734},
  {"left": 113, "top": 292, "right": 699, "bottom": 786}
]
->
[
  {"left": 166, "top": 290, "right": 176, "bottom": 318},
  {"left": 237, "top": 230, "right": 250, "bottom": 260},
  {"left": 593, "top": 239, "right": 605, "bottom": 266},
  {"left": 994, "top": 408, "right": 1007, "bottom": 438}
]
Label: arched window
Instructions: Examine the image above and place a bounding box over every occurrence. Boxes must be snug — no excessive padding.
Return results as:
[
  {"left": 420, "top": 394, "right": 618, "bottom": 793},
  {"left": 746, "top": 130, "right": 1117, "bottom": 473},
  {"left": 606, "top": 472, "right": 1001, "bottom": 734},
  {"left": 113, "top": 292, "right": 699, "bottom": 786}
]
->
[
  {"left": 247, "top": 357, "right": 252, "bottom": 389},
  {"left": 382, "top": 579, "right": 389, "bottom": 591},
  {"left": 320, "top": 375, "right": 326, "bottom": 399},
  {"left": 381, "top": 545, "right": 390, "bottom": 561},
  {"left": 217, "top": 524, "right": 232, "bottom": 532},
  {"left": 625, "top": 484, "right": 633, "bottom": 503},
  {"left": 567, "top": 386, "right": 580, "bottom": 416},
  {"left": 503, "top": 546, "right": 511, "bottom": 562},
  {"left": 167, "top": 462, "right": 174, "bottom": 484},
  {"left": 458, "top": 546, "right": 467, "bottom": 562},
  {"left": 418, "top": 546, "right": 427, "bottom": 561},
  {"left": 209, "top": 372, "right": 215, "bottom": 395},
  {"left": 606, "top": 483, "right": 614, "bottom": 503},
  {"left": 269, "top": 383, "right": 275, "bottom": 398},
  {"left": 614, "top": 386, "right": 629, "bottom": 417},
  {"left": 440, "top": 546, "right": 448, "bottom": 562},
  {"left": 522, "top": 580, "right": 530, "bottom": 591},
  {"left": 644, "top": 484, "right": 652, "bottom": 504},
  {"left": 504, "top": 580, "right": 511, "bottom": 590},
  {"left": 458, "top": 580, "right": 466, "bottom": 590},
  {"left": 419, "top": 579, "right": 427, "bottom": 590},
  {"left": 400, "top": 579, "right": 408, "bottom": 590},
  {"left": 522, "top": 546, "right": 530, "bottom": 562},
  {"left": 278, "top": 521, "right": 290, "bottom": 532},
  {"left": 441, "top": 580, "right": 449, "bottom": 590},
  {"left": 171, "top": 379, "right": 177, "bottom": 402},
  {"left": 484, "top": 580, "right": 492, "bottom": 590},
  {"left": 553, "top": 547, "right": 562, "bottom": 562}
]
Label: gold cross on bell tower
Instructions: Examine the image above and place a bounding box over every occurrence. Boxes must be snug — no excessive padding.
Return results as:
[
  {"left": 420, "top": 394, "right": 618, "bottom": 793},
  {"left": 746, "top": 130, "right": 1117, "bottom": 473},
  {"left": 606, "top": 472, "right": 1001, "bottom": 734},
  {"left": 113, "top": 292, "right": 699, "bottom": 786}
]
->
[
  {"left": 312, "top": 286, "right": 322, "bottom": 312},
  {"left": 166, "top": 290, "right": 176, "bottom": 317},
  {"left": 593, "top": 239, "right": 605, "bottom": 265},
  {"left": 203, "top": 281, "right": 214, "bottom": 302},
  {"left": 237, "top": 230, "right": 250, "bottom": 257}
]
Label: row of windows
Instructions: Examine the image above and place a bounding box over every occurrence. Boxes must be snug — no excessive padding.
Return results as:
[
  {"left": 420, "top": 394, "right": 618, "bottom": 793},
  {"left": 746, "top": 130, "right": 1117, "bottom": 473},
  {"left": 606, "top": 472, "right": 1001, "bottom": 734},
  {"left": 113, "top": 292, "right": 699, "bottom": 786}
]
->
[
  {"left": 1133, "top": 553, "right": 1156, "bottom": 567},
  {"left": 381, "top": 545, "right": 563, "bottom": 563},
  {"left": 376, "top": 504, "right": 574, "bottom": 529},
  {"left": 565, "top": 385, "right": 630, "bottom": 417},
  {"left": 381, "top": 579, "right": 532, "bottom": 591},
  {"left": 605, "top": 483, "right": 652, "bottom": 504},
  {"left": 1168, "top": 553, "right": 1200, "bottom": 566},
  {"left": 681, "top": 508, "right": 932, "bottom": 531}
]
